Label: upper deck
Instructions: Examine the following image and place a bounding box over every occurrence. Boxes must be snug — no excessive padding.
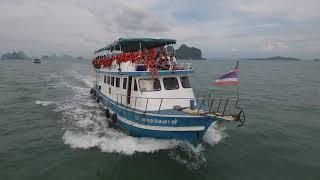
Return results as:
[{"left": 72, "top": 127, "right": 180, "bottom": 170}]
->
[
  {"left": 92, "top": 38, "right": 196, "bottom": 112},
  {"left": 91, "top": 38, "right": 185, "bottom": 74}
]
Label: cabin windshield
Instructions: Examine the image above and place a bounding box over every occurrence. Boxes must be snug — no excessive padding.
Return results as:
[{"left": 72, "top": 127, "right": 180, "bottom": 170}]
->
[
  {"left": 139, "top": 78, "right": 161, "bottom": 92},
  {"left": 180, "top": 76, "right": 192, "bottom": 88},
  {"left": 163, "top": 77, "right": 179, "bottom": 90}
]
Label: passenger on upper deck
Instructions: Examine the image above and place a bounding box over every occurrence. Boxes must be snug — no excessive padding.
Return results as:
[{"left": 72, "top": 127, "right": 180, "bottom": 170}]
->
[{"left": 169, "top": 54, "right": 177, "bottom": 71}]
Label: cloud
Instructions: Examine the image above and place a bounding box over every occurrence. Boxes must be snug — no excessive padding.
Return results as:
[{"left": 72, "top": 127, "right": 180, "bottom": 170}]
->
[
  {"left": 262, "top": 39, "right": 289, "bottom": 51},
  {"left": 231, "top": 48, "right": 239, "bottom": 52},
  {"left": 0, "top": 0, "right": 319, "bottom": 58},
  {"left": 235, "top": 0, "right": 320, "bottom": 21},
  {"left": 0, "top": 0, "right": 173, "bottom": 56}
]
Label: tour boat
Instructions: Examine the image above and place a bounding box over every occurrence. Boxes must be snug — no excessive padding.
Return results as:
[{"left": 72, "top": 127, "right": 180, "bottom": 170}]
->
[{"left": 90, "top": 38, "right": 245, "bottom": 146}]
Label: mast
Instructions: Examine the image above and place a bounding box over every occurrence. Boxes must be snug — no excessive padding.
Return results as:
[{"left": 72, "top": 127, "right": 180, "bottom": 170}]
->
[{"left": 236, "top": 60, "right": 240, "bottom": 100}]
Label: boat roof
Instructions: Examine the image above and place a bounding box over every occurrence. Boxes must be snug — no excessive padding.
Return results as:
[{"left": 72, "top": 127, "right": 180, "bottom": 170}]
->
[{"left": 95, "top": 38, "right": 176, "bottom": 53}]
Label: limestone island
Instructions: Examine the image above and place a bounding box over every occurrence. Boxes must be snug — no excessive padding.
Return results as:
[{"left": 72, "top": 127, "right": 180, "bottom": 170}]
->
[
  {"left": 246, "top": 56, "right": 300, "bottom": 61},
  {"left": 1, "top": 51, "right": 30, "bottom": 60},
  {"left": 174, "top": 44, "right": 206, "bottom": 60}
]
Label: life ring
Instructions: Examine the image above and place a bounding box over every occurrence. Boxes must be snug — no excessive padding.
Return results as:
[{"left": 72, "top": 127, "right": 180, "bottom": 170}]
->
[
  {"left": 105, "top": 109, "right": 111, "bottom": 118},
  {"left": 111, "top": 113, "right": 117, "bottom": 124}
]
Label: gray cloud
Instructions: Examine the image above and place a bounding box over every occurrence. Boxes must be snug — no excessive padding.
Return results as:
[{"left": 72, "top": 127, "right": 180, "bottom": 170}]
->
[{"left": 0, "top": 0, "right": 319, "bottom": 58}]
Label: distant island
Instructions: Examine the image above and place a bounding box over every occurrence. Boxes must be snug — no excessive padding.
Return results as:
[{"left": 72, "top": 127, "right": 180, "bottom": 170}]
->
[
  {"left": 175, "top": 44, "right": 206, "bottom": 60},
  {"left": 314, "top": 59, "right": 320, "bottom": 61},
  {"left": 76, "top": 56, "right": 85, "bottom": 60},
  {"left": 1, "top": 46, "right": 205, "bottom": 61},
  {"left": 41, "top": 54, "right": 86, "bottom": 60},
  {"left": 1, "top": 51, "right": 30, "bottom": 60},
  {"left": 246, "top": 56, "right": 300, "bottom": 61},
  {"left": 0, "top": 51, "right": 88, "bottom": 61},
  {"left": 41, "top": 54, "right": 74, "bottom": 60}
]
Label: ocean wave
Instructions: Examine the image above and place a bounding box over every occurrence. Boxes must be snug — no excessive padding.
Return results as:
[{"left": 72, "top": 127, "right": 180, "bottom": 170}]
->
[
  {"left": 63, "top": 130, "right": 181, "bottom": 155},
  {"left": 35, "top": 100, "right": 59, "bottom": 107},
  {"left": 203, "top": 123, "right": 226, "bottom": 145}
]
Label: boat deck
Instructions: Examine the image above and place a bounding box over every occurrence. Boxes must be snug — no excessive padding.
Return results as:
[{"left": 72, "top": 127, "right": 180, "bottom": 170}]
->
[{"left": 147, "top": 108, "right": 239, "bottom": 121}]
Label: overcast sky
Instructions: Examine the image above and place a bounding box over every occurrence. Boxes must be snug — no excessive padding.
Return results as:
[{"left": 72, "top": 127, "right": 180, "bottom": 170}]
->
[{"left": 1, "top": 0, "right": 319, "bottom": 59}]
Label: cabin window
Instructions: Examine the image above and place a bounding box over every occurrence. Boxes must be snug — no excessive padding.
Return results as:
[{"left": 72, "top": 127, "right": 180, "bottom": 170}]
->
[
  {"left": 107, "top": 76, "right": 110, "bottom": 84},
  {"left": 180, "top": 76, "right": 192, "bottom": 88},
  {"left": 163, "top": 77, "right": 179, "bottom": 90},
  {"left": 116, "top": 77, "right": 120, "bottom": 87},
  {"left": 139, "top": 78, "right": 161, "bottom": 92},
  {"left": 123, "top": 78, "right": 127, "bottom": 89},
  {"left": 111, "top": 77, "right": 114, "bottom": 86},
  {"left": 134, "top": 79, "right": 138, "bottom": 91},
  {"left": 104, "top": 75, "right": 107, "bottom": 83}
]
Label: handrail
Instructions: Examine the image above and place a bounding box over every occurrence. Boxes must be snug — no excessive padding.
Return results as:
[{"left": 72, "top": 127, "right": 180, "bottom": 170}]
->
[
  {"left": 93, "top": 82, "right": 244, "bottom": 125},
  {"left": 115, "top": 93, "right": 240, "bottom": 117},
  {"left": 116, "top": 94, "right": 238, "bottom": 101}
]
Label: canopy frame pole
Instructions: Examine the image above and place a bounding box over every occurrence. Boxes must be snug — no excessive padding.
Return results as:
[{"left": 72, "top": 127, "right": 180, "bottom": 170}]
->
[
  {"left": 139, "top": 42, "right": 142, "bottom": 51},
  {"left": 165, "top": 42, "right": 167, "bottom": 53},
  {"left": 114, "top": 45, "right": 117, "bottom": 61}
]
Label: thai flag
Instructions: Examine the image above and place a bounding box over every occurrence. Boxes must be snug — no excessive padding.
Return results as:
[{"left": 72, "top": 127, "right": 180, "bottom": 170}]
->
[{"left": 214, "top": 62, "right": 240, "bottom": 86}]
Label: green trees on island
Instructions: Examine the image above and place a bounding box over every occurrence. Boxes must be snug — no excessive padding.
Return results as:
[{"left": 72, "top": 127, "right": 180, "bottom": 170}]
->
[
  {"left": 175, "top": 44, "right": 206, "bottom": 60},
  {"left": 1, "top": 51, "right": 87, "bottom": 61},
  {"left": 1, "top": 51, "right": 30, "bottom": 60}
]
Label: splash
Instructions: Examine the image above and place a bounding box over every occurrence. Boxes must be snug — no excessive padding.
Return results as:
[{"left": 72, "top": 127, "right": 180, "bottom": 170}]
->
[
  {"left": 63, "top": 130, "right": 181, "bottom": 155},
  {"left": 35, "top": 100, "right": 58, "bottom": 107},
  {"left": 203, "top": 123, "right": 226, "bottom": 145}
]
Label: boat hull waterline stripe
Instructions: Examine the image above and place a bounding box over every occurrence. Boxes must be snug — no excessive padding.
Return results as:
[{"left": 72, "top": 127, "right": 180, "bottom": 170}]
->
[{"left": 116, "top": 115, "right": 205, "bottom": 132}]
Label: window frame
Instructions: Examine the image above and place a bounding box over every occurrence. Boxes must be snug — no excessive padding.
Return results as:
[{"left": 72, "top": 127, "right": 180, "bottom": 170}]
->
[
  {"left": 138, "top": 78, "right": 161, "bottom": 92},
  {"left": 111, "top": 77, "right": 115, "bottom": 86},
  {"left": 104, "top": 75, "right": 107, "bottom": 83},
  {"left": 180, "top": 76, "right": 192, "bottom": 88},
  {"left": 163, "top": 77, "right": 179, "bottom": 90},
  {"left": 134, "top": 79, "right": 138, "bottom": 91},
  {"left": 123, "top": 78, "right": 127, "bottom": 89},
  {"left": 116, "top": 77, "right": 120, "bottom": 88},
  {"left": 107, "top": 76, "right": 110, "bottom": 84}
]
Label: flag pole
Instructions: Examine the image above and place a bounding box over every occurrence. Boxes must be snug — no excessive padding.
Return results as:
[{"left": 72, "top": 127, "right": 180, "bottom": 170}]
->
[
  {"left": 236, "top": 60, "right": 240, "bottom": 100},
  {"left": 237, "top": 83, "right": 240, "bottom": 100}
]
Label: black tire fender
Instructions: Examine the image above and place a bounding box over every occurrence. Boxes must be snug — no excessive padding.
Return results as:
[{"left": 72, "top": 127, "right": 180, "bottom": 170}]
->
[
  {"left": 111, "top": 113, "right": 117, "bottom": 124},
  {"left": 105, "top": 109, "right": 111, "bottom": 118}
]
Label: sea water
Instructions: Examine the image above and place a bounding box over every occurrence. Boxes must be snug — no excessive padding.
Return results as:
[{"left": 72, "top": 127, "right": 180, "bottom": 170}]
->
[{"left": 0, "top": 59, "right": 319, "bottom": 179}]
